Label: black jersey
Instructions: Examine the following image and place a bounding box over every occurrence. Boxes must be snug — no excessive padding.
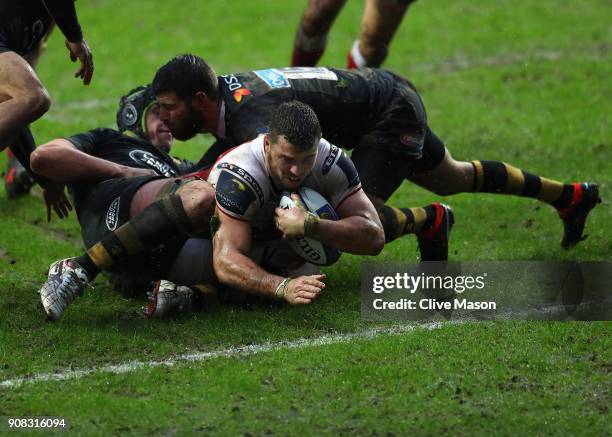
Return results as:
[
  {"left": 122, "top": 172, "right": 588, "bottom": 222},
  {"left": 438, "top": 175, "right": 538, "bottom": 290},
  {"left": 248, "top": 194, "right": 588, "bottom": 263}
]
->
[
  {"left": 219, "top": 67, "right": 398, "bottom": 148},
  {"left": 0, "top": 0, "right": 82, "bottom": 55},
  {"left": 65, "top": 128, "right": 181, "bottom": 210}
]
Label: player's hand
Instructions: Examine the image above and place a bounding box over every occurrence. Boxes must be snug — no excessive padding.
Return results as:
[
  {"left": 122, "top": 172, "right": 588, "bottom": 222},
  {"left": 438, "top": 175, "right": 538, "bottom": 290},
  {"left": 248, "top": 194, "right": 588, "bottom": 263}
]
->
[
  {"left": 65, "top": 39, "right": 94, "bottom": 85},
  {"left": 275, "top": 194, "right": 307, "bottom": 238},
  {"left": 121, "top": 166, "right": 157, "bottom": 178},
  {"left": 42, "top": 182, "right": 72, "bottom": 222},
  {"left": 284, "top": 274, "right": 326, "bottom": 304}
]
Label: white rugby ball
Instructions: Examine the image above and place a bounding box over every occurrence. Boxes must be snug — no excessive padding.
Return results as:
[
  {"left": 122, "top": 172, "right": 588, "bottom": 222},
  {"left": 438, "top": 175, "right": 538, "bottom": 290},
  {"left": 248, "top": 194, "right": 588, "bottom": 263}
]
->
[{"left": 279, "top": 187, "right": 341, "bottom": 266}]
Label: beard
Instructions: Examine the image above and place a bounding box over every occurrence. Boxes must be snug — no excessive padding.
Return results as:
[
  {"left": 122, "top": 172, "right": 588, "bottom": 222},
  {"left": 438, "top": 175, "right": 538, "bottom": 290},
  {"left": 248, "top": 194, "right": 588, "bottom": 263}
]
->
[{"left": 170, "top": 104, "right": 203, "bottom": 141}]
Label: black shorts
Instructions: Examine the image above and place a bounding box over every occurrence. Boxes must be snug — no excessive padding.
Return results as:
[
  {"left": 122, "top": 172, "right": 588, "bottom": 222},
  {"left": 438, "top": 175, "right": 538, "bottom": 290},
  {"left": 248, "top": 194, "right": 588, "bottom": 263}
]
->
[
  {"left": 355, "top": 73, "right": 427, "bottom": 159},
  {"left": 76, "top": 175, "right": 161, "bottom": 247},
  {"left": 351, "top": 126, "right": 446, "bottom": 200}
]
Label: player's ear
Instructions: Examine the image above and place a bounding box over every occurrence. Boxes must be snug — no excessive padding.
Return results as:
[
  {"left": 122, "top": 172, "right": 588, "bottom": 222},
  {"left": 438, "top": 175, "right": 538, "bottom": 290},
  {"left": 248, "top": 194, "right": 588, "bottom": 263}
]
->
[
  {"left": 263, "top": 135, "right": 270, "bottom": 153},
  {"left": 192, "top": 91, "right": 209, "bottom": 110}
]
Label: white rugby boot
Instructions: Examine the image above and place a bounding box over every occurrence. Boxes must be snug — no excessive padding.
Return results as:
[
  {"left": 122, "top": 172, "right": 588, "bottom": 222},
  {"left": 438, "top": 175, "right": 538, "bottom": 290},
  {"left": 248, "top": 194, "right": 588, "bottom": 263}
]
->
[{"left": 39, "top": 258, "right": 90, "bottom": 321}]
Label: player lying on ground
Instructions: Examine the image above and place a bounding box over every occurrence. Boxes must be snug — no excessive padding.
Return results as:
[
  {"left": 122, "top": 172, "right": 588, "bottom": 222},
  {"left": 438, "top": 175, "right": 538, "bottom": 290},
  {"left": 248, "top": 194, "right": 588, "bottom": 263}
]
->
[
  {"left": 0, "top": 0, "right": 93, "bottom": 198},
  {"left": 209, "top": 101, "right": 384, "bottom": 304},
  {"left": 291, "top": 0, "right": 415, "bottom": 68},
  {"left": 152, "top": 55, "right": 601, "bottom": 257},
  {"left": 32, "top": 85, "right": 216, "bottom": 320}
]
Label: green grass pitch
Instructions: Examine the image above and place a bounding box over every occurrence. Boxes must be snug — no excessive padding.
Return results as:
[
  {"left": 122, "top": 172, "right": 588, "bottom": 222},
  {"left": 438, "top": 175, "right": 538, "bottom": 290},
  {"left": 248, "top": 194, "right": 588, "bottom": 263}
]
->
[{"left": 0, "top": 0, "right": 610, "bottom": 434}]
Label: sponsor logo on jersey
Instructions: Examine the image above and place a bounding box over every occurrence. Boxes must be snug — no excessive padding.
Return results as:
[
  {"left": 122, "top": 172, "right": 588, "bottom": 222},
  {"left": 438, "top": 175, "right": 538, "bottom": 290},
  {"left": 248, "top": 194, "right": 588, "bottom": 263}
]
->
[
  {"left": 128, "top": 150, "right": 176, "bottom": 177},
  {"left": 221, "top": 74, "right": 245, "bottom": 91},
  {"left": 105, "top": 197, "right": 121, "bottom": 231},
  {"left": 336, "top": 152, "right": 361, "bottom": 188},
  {"left": 233, "top": 88, "right": 251, "bottom": 102},
  {"left": 279, "top": 67, "right": 338, "bottom": 81},
  {"left": 322, "top": 145, "right": 339, "bottom": 175},
  {"left": 216, "top": 162, "right": 264, "bottom": 205},
  {"left": 221, "top": 74, "right": 252, "bottom": 102},
  {"left": 254, "top": 69, "right": 291, "bottom": 89},
  {"left": 225, "top": 177, "right": 247, "bottom": 194},
  {"left": 216, "top": 170, "right": 257, "bottom": 216}
]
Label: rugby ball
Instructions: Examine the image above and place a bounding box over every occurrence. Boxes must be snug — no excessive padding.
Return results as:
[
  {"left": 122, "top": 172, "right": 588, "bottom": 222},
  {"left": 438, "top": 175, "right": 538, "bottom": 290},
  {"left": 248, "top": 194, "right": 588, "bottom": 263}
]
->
[{"left": 279, "top": 187, "right": 341, "bottom": 266}]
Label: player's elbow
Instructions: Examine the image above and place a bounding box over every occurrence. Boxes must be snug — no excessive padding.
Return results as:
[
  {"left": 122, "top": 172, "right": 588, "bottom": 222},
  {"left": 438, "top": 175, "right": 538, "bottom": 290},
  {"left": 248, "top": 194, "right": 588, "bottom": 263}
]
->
[
  {"left": 177, "top": 180, "right": 216, "bottom": 225},
  {"left": 369, "top": 226, "right": 385, "bottom": 255},
  {"left": 361, "top": 222, "right": 385, "bottom": 256},
  {"left": 212, "top": 253, "right": 234, "bottom": 287}
]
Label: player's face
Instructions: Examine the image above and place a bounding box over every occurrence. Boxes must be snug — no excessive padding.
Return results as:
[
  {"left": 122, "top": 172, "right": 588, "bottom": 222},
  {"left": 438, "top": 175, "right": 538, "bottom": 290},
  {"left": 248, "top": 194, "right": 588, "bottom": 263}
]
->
[
  {"left": 156, "top": 92, "right": 202, "bottom": 141},
  {"left": 265, "top": 135, "right": 317, "bottom": 191},
  {"left": 145, "top": 104, "right": 173, "bottom": 153}
]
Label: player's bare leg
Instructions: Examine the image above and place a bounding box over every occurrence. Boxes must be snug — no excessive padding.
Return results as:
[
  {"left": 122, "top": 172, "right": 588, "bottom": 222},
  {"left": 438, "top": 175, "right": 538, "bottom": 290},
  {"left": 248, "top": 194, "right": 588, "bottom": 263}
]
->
[
  {"left": 348, "top": 0, "right": 414, "bottom": 68},
  {"left": 291, "top": 0, "right": 348, "bottom": 66},
  {"left": 407, "top": 147, "right": 601, "bottom": 248},
  {"left": 0, "top": 52, "right": 50, "bottom": 148},
  {"left": 4, "top": 29, "right": 54, "bottom": 198}
]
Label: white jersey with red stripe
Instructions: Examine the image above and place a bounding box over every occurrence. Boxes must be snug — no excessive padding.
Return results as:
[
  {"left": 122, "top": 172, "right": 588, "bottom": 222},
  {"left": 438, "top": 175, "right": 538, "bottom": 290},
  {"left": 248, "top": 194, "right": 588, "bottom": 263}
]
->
[{"left": 207, "top": 135, "right": 361, "bottom": 237}]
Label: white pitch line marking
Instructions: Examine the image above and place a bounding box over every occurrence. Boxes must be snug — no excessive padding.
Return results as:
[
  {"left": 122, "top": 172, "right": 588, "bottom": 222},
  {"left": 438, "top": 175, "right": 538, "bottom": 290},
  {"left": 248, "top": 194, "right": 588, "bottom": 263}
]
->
[{"left": 0, "top": 323, "right": 443, "bottom": 389}]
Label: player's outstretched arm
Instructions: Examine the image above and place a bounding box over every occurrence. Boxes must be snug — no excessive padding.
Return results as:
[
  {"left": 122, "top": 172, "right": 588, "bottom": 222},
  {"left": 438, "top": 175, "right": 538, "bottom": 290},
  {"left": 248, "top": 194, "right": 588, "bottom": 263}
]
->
[
  {"left": 44, "top": 0, "right": 93, "bottom": 84},
  {"left": 30, "top": 138, "right": 154, "bottom": 182},
  {"left": 275, "top": 190, "right": 384, "bottom": 256},
  {"left": 213, "top": 211, "right": 325, "bottom": 304},
  {"left": 65, "top": 39, "right": 93, "bottom": 85}
]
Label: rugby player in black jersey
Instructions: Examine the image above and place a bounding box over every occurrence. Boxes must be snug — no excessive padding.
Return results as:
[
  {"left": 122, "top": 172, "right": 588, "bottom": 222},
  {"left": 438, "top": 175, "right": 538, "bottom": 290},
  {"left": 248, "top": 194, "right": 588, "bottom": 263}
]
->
[
  {"left": 152, "top": 54, "right": 601, "bottom": 256},
  {"left": 32, "top": 85, "right": 216, "bottom": 320},
  {"left": 0, "top": 0, "right": 93, "bottom": 198}
]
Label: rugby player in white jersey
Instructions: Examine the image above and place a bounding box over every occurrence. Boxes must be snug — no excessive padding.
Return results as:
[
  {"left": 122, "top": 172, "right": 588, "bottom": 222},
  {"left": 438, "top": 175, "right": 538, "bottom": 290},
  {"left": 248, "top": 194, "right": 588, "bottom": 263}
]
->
[{"left": 209, "top": 101, "right": 384, "bottom": 304}]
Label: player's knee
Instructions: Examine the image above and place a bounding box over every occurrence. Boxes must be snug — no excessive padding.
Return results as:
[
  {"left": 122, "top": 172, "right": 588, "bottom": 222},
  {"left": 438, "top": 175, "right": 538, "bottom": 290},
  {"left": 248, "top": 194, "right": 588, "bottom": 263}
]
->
[
  {"left": 429, "top": 184, "right": 456, "bottom": 196},
  {"left": 177, "top": 181, "right": 215, "bottom": 222}
]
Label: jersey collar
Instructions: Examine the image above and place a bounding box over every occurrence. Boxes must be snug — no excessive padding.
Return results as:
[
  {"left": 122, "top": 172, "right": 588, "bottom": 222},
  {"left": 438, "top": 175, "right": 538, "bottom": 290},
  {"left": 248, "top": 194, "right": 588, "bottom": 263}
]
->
[{"left": 216, "top": 100, "right": 226, "bottom": 139}]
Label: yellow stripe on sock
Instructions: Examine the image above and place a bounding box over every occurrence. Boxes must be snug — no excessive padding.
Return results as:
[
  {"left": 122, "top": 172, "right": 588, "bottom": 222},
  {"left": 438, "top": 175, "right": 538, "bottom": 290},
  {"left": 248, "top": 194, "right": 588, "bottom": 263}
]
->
[
  {"left": 472, "top": 160, "right": 484, "bottom": 191},
  {"left": 87, "top": 243, "right": 113, "bottom": 270},
  {"left": 411, "top": 207, "right": 427, "bottom": 234},
  {"left": 537, "top": 177, "right": 564, "bottom": 203},
  {"left": 503, "top": 163, "right": 525, "bottom": 195}
]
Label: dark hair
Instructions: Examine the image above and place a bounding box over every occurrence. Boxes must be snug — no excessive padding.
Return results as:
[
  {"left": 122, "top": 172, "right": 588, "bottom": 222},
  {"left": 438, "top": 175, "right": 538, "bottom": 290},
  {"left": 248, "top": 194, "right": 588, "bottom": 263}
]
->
[
  {"left": 152, "top": 54, "right": 219, "bottom": 100},
  {"left": 116, "top": 84, "right": 155, "bottom": 139},
  {"left": 269, "top": 101, "right": 321, "bottom": 150}
]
